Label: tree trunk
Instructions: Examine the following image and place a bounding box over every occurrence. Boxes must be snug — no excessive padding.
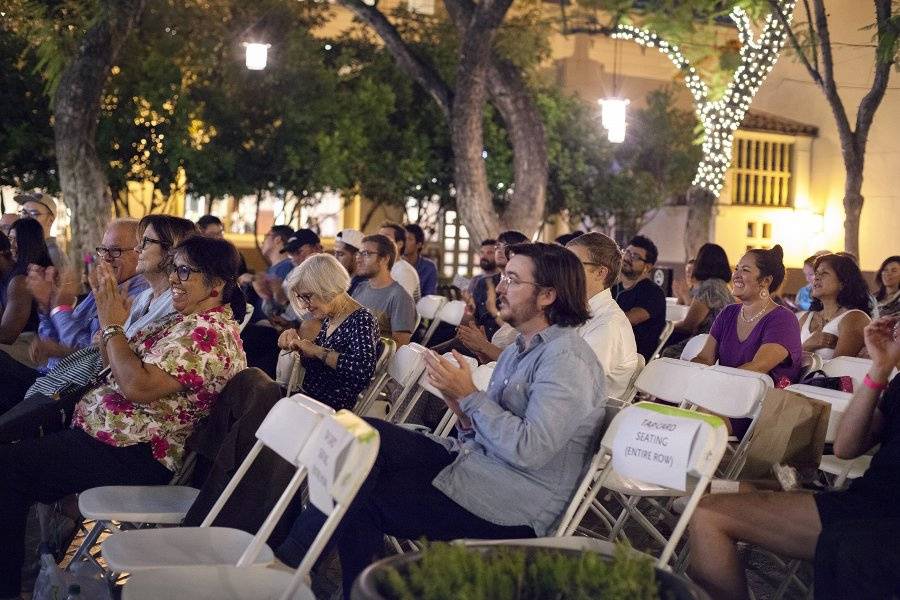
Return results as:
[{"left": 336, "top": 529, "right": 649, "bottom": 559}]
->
[
  {"left": 841, "top": 154, "right": 865, "bottom": 259},
  {"left": 684, "top": 185, "right": 715, "bottom": 260},
  {"left": 53, "top": 0, "right": 147, "bottom": 263}
]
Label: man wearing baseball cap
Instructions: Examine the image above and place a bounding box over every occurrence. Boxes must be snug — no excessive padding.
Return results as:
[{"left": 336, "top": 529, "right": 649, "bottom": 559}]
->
[
  {"left": 14, "top": 192, "right": 69, "bottom": 270},
  {"left": 334, "top": 229, "right": 365, "bottom": 295},
  {"left": 282, "top": 228, "right": 322, "bottom": 268}
]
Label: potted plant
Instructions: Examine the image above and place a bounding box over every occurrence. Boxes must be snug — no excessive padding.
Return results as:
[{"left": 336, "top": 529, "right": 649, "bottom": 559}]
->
[{"left": 351, "top": 540, "right": 709, "bottom": 600}]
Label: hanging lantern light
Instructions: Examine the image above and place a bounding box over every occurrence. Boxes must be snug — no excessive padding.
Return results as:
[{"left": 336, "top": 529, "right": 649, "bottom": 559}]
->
[
  {"left": 599, "top": 98, "right": 629, "bottom": 143},
  {"left": 244, "top": 42, "right": 271, "bottom": 70}
]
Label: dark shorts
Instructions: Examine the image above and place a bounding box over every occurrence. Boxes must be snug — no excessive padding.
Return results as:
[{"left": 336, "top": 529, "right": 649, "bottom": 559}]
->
[{"left": 814, "top": 487, "right": 900, "bottom": 528}]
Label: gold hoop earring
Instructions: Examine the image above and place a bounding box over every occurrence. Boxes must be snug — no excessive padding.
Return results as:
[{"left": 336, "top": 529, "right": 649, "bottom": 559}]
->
[{"left": 760, "top": 289, "right": 768, "bottom": 299}]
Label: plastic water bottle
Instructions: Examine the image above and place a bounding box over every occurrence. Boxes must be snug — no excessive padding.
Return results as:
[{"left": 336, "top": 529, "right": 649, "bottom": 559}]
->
[{"left": 65, "top": 584, "right": 81, "bottom": 599}]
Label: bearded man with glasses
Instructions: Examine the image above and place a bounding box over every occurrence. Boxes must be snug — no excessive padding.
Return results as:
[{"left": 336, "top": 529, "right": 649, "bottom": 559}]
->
[{"left": 610, "top": 235, "right": 666, "bottom": 361}]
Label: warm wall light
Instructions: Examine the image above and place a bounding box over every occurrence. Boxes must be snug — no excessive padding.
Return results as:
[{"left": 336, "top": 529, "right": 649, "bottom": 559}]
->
[{"left": 244, "top": 42, "right": 271, "bottom": 70}]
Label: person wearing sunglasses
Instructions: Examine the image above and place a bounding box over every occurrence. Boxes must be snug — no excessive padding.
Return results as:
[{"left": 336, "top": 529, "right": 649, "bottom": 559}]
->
[
  {"left": 0, "top": 235, "right": 247, "bottom": 597},
  {"left": 12, "top": 192, "right": 69, "bottom": 271}
]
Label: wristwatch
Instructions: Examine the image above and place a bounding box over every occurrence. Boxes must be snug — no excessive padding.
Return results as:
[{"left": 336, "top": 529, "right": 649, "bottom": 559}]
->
[{"left": 101, "top": 324, "right": 126, "bottom": 346}]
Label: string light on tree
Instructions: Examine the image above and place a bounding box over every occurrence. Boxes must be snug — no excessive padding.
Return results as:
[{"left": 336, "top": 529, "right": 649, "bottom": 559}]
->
[{"left": 611, "top": 1, "right": 796, "bottom": 196}]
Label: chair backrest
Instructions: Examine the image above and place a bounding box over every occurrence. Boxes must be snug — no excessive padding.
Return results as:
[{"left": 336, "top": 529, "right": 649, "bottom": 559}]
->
[
  {"left": 635, "top": 357, "right": 705, "bottom": 403},
  {"left": 651, "top": 321, "right": 676, "bottom": 360},
  {"left": 239, "top": 304, "right": 254, "bottom": 332},
  {"left": 800, "top": 351, "right": 823, "bottom": 380},
  {"left": 351, "top": 338, "right": 397, "bottom": 416},
  {"left": 685, "top": 364, "right": 772, "bottom": 419},
  {"left": 420, "top": 352, "right": 479, "bottom": 399},
  {"left": 680, "top": 334, "right": 710, "bottom": 361},
  {"left": 283, "top": 411, "right": 379, "bottom": 598},
  {"left": 785, "top": 384, "right": 851, "bottom": 443},
  {"left": 416, "top": 294, "right": 447, "bottom": 320},
  {"left": 472, "top": 362, "right": 496, "bottom": 391},
  {"left": 616, "top": 353, "right": 645, "bottom": 403},
  {"left": 436, "top": 300, "right": 466, "bottom": 327},
  {"left": 600, "top": 402, "right": 727, "bottom": 567},
  {"left": 387, "top": 342, "right": 428, "bottom": 386},
  {"left": 666, "top": 303, "right": 689, "bottom": 322},
  {"left": 822, "top": 356, "right": 873, "bottom": 391}
]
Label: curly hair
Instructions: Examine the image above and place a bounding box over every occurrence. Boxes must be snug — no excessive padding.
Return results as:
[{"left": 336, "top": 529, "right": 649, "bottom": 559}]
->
[{"left": 809, "top": 253, "right": 872, "bottom": 315}]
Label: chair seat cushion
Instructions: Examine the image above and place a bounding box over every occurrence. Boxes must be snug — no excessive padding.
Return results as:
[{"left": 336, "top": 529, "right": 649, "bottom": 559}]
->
[{"left": 79, "top": 485, "right": 200, "bottom": 524}]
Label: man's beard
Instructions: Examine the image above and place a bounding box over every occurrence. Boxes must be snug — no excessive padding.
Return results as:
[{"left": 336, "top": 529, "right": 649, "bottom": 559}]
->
[{"left": 479, "top": 258, "right": 496, "bottom": 271}]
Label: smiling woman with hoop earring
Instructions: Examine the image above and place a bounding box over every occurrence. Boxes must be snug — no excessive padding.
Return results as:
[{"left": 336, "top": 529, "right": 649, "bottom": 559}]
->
[{"left": 692, "top": 244, "right": 802, "bottom": 438}]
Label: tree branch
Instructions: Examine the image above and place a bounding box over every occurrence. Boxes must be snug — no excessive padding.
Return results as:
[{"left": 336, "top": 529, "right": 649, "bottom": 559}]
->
[
  {"left": 336, "top": 0, "right": 453, "bottom": 116},
  {"left": 731, "top": 7, "right": 757, "bottom": 48},
  {"left": 854, "top": 0, "right": 895, "bottom": 147},
  {"left": 768, "top": 0, "right": 823, "bottom": 86},
  {"left": 812, "top": 0, "right": 854, "bottom": 145},
  {"left": 802, "top": 0, "right": 820, "bottom": 72}
]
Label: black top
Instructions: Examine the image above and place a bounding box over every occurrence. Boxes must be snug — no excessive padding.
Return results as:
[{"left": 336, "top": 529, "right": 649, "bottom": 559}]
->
[
  {"left": 611, "top": 278, "right": 667, "bottom": 361},
  {"left": 850, "top": 374, "right": 900, "bottom": 496},
  {"left": 0, "top": 271, "right": 38, "bottom": 333},
  {"left": 472, "top": 272, "right": 502, "bottom": 340},
  {"left": 301, "top": 308, "right": 379, "bottom": 411}
]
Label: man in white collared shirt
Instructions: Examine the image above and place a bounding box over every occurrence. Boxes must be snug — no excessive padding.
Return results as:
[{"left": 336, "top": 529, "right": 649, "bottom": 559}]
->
[{"left": 566, "top": 232, "right": 641, "bottom": 399}]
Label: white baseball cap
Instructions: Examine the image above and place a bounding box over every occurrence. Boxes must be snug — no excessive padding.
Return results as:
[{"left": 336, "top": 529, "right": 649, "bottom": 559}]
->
[
  {"left": 336, "top": 229, "right": 365, "bottom": 251},
  {"left": 14, "top": 192, "right": 57, "bottom": 219}
]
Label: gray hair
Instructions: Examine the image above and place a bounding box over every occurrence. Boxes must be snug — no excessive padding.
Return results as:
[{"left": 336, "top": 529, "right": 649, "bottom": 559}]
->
[{"left": 285, "top": 253, "right": 351, "bottom": 312}]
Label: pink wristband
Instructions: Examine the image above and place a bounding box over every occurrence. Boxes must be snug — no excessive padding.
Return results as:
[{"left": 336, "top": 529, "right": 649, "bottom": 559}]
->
[
  {"left": 863, "top": 374, "right": 888, "bottom": 392},
  {"left": 50, "top": 304, "right": 74, "bottom": 317}
]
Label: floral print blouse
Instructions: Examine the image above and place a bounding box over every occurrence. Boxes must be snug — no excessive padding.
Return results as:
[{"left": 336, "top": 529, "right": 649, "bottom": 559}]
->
[{"left": 72, "top": 305, "right": 247, "bottom": 471}]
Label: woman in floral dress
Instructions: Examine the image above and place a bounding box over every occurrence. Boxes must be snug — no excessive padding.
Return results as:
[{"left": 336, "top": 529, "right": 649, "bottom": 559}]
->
[{"left": 0, "top": 235, "right": 247, "bottom": 598}]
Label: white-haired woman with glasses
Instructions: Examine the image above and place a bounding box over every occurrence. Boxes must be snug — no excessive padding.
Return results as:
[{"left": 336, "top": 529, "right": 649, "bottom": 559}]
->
[
  {"left": 279, "top": 253, "right": 378, "bottom": 411},
  {"left": 0, "top": 236, "right": 247, "bottom": 597}
]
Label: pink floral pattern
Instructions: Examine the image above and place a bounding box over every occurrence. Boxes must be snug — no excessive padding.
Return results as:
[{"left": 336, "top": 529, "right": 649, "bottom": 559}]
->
[{"left": 73, "top": 306, "right": 247, "bottom": 471}]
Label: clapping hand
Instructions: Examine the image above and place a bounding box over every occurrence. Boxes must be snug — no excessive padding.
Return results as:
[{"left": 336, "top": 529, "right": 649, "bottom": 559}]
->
[
  {"left": 26, "top": 265, "right": 56, "bottom": 311},
  {"left": 90, "top": 261, "right": 131, "bottom": 328},
  {"left": 423, "top": 350, "right": 477, "bottom": 429},
  {"left": 863, "top": 317, "right": 900, "bottom": 375}
]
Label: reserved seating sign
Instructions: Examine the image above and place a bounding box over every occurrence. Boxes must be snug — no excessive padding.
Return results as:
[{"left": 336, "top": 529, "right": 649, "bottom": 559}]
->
[
  {"left": 302, "top": 418, "right": 355, "bottom": 515},
  {"left": 611, "top": 409, "right": 702, "bottom": 491}
]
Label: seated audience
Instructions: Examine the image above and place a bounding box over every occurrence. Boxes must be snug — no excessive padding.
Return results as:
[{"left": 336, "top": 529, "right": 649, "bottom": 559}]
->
[
  {"left": 17, "top": 215, "right": 195, "bottom": 412},
  {"left": 14, "top": 192, "right": 69, "bottom": 270},
  {"left": 874, "top": 255, "right": 900, "bottom": 318},
  {"left": 333, "top": 229, "right": 366, "bottom": 295},
  {"left": 798, "top": 253, "right": 871, "bottom": 360},
  {"left": 403, "top": 223, "right": 438, "bottom": 297},
  {"left": 249, "top": 225, "right": 295, "bottom": 319},
  {"left": 693, "top": 245, "right": 801, "bottom": 435},
  {"left": 688, "top": 316, "right": 900, "bottom": 600},
  {"left": 351, "top": 234, "right": 416, "bottom": 347},
  {"left": 663, "top": 243, "right": 733, "bottom": 359},
  {"left": 278, "top": 254, "right": 378, "bottom": 411},
  {"left": 275, "top": 242, "right": 606, "bottom": 595},
  {"left": 472, "top": 238, "right": 499, "bottom": 282},
  {"left": 197, "top": 214, "right": 248, "bottom": 275},
  {"left": 379, "top": 221, "right": 421, "bottom": 302},
  {"left": 611, "top": 235, "right": 666, "bottom": 361},
  {"left": 554, "top": 230, "right": 583, "bottom": 246},
  {"left": 469, "top": 230, "right": 528, "bottom": 341},
  {"left": 15, "top": 219, "right": 147, "bottom": 386},
  {"left": 0, "top": 214, "right": 16, "bottom": 236},
  {"left": 0, "top": 235, "right": 247, "bottom": 598},
  {"left": 0, "top": 219, "right": 50, "bottom": 367},
  {"left": 566, "top": 232, "right": 641, "bottom": 398},
  {"left": 793, "top": 253, "right": 819, "bottom": 312},
  {"left": 672, "top": 258, "right": 695, "bottom": 306}
]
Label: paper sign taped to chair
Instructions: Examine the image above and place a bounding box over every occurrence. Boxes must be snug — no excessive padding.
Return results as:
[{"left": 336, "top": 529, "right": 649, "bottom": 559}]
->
[
  {"left": 301, "top": 418, "right": 354, "bottom": 515},
  {"left": 611, "top": 410, "right": 702, "bottom": 491}
]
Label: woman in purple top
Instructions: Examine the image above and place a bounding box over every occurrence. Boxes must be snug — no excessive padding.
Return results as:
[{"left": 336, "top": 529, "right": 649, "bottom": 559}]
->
[{"left": 694, "top": 245, "right": 802, "bottom": 437}]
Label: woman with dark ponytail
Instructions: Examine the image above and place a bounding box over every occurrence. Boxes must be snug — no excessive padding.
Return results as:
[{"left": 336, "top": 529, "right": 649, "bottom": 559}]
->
[{"left": 692, "top": 245, "right": 802, "bottom": 436}]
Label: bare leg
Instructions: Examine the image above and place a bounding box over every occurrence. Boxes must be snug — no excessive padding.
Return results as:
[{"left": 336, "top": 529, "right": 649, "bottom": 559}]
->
[{"left": 688, "top": 491, "right": 821, "bottom": 600}]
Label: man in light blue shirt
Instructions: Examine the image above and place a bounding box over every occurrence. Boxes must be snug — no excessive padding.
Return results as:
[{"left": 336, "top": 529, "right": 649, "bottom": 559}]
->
[{"left": 276, "top": 242, "right": 607, "bottom": 594}]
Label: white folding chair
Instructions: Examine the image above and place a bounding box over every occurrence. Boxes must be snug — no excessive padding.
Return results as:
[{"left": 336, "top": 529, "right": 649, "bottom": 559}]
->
[
  {"left": 679, "top": 334, "right": 709, "bottom": 361},
  {"left": 391, "top": 351, "right": 479, "bottom": 425},
  {"left": 821, "top": 356, "right": 873, "bottom": 391},
  {"left": 415, "top": 295, "right": 448, "bottom": 346},
  {"left": 615, "top": 354, "right": 645, "bottom": 404},
  {"left": 418, "top": 300, "right": 466, "bottom": 347},
  {"left": 650, "top": 321, "right": 676, "bottom": 361},
  {"left": 100, "top": 394, "right": 335, "bottom": 573},
  {"left": 239, "top": 304, "right": 255, "bottom": 332},
  {"left": 353, "top": 337, "right": 396, "bottom": 417},
  {"left": 665, "top": 304, "right": 689, "bottom": 322},
  {"left": 121, "top": 411, "right": 380, "bottom": 600},
  {"left": 561, "top": 402, "right": 727, "bottom": 568}
]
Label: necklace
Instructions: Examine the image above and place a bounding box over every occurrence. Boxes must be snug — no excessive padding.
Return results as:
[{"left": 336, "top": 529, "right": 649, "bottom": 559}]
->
[{"left": 740, "top": 299, "right": 772, "bottom": 323}]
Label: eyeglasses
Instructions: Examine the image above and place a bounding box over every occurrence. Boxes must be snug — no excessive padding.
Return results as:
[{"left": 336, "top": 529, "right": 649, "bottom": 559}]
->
[
  {"left": 358, "top": 250, "right": 380, "bottom": 259},
  {"left": 581, "top": 261, "right": 604, "bottom": 268},
  {"left": 167, "top": 263, "right": 202, "bottom": 282},
  {"left": 498, "top": 273, "right": 542, "bottom": 289},
  {"left": 622, "top": 250, "right": 647, "bottom": 263},
  {"left": 96, "top": 246, "right": 136, "bottom": 259},
  {"left": 137, "top": 236, "right": 163, "bottom": 250},
  {"left": 19, "top": 209, "right": 47, "bottom": 218},
  {"left": 295, "top": 292, "right": 314, "bottom": 306}
]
